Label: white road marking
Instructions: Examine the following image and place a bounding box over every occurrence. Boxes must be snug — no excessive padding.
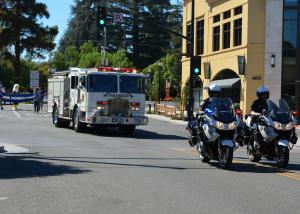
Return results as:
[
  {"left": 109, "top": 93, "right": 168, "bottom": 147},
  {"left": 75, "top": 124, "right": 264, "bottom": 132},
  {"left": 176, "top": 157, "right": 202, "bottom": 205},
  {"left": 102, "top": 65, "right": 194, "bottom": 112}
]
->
[
  {"left": 0, "top": 197, "right": 8, "bottom": 201},
  {"left": 13, "top": 111, "right": 22, "bottom": 119}
]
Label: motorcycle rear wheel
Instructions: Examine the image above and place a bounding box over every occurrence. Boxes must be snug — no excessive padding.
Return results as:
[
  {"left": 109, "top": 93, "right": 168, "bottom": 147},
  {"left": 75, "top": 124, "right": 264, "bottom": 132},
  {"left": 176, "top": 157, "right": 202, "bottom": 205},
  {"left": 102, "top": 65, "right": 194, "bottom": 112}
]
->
[
  {"left": 276, "top": 146, "right": 289, "bottom": 168},
  {"left": 218, "top": 146, "right": 233, "bottom": 169}
]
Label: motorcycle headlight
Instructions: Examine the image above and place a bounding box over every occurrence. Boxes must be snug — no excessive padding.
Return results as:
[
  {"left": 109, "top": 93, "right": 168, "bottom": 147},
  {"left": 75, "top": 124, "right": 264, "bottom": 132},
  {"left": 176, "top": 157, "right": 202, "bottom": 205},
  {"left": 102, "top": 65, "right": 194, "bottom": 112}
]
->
[
  {"left": 274, "top": 122, "right": 293, "bottom": 130},
  {"left": 285, "top": 122, "right": 294, "bottom": 130},
  {"left": 228, "top": 122, "right": 237, "bottom": 130},
  {"left": 216, "top": 121, "right": 237, "bottom": 130}
]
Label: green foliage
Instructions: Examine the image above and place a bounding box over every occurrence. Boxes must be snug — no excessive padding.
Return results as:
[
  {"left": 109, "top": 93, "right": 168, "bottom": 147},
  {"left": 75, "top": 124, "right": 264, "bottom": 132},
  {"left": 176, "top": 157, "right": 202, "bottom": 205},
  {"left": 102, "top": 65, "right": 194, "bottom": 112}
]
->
[
  {"left": 0, "top": 59, "right": 14, "bottom": 89},
  {"left": 52, "top": 46, "right": 80, "bottom": 70},
  {"left": 0, "top": 0, "right": 58, "bottom": 83},
  {"left": 109, "top": 50, "right": 133, "bottom": 68},
  {"left": 59, "top": 0, "right": 182, "bottom": 69},
  {"left": 142, "top": 53, "right": 181, "bottom": 101},
  {"left": 52, "top": 42, "right": 134, "bottom": 70}
]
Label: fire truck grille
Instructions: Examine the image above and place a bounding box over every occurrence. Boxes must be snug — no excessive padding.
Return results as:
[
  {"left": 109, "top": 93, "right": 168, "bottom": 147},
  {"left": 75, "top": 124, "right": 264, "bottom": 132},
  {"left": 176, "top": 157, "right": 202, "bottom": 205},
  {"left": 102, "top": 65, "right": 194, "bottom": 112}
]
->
[{"left": 107, "top": 98, "right": 130, "bottom": 116}]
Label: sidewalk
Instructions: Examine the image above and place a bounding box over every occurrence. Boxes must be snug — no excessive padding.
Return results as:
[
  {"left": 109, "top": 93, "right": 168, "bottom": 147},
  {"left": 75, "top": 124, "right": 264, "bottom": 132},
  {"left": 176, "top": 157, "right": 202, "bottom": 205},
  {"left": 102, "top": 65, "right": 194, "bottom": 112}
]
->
[{"left": 146, "top": 113, "right": 187, "bottom": 126}]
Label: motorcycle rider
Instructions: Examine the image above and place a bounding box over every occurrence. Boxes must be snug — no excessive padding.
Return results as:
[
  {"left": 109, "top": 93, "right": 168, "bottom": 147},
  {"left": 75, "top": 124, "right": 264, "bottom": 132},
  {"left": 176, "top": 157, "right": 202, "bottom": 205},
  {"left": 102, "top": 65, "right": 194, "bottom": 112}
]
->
[
  {"left": 199, "top": 84, "right": 221, "bottom": 112},
  {"left": 247, "top": 86, "right": 270, "bottom": 148},
  {"left": 250, "top": 86, "right": 269, "bottom": 117},
  {"left": 188, "top": 84, "right": 221, "bottom": 147}
]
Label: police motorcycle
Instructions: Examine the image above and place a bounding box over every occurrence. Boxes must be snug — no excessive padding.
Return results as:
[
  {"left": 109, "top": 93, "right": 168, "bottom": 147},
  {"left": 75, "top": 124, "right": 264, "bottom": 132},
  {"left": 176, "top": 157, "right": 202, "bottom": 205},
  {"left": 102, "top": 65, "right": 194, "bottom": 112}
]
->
[
  {"left": 245, "top": 99, "right": 298, "bottom": 168},
  {"left": 187, "top": 98, "right": 242, "bottom": 169}
]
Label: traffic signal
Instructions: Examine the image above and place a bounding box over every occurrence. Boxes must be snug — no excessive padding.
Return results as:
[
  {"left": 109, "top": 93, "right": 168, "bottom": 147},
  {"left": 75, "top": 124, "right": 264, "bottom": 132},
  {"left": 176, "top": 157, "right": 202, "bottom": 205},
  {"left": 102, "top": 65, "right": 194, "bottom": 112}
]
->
[
  {"left": 97, "top": 6, "right": 107, "bottom": 27},
  {"left": 191, "top": 56, "right": 201, "bottom": 75}
]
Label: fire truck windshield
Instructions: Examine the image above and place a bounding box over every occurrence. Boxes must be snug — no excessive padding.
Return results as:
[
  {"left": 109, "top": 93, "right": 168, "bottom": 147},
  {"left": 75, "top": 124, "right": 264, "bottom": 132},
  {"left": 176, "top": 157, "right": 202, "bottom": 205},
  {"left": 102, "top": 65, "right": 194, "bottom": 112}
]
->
[
  {"left": 88, "top": 75, "right": 118, "bottom": 92},
  {"left": 120, "top": 76, "right": 145, "bottom": 94}
]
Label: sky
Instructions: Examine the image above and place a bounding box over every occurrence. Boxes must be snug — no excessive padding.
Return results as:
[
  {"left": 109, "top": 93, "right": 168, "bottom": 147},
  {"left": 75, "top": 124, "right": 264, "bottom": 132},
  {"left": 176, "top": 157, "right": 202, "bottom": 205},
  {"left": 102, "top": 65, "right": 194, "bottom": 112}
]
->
[{"left": 37, "top": 0, "right": 74, "bottom": 48}]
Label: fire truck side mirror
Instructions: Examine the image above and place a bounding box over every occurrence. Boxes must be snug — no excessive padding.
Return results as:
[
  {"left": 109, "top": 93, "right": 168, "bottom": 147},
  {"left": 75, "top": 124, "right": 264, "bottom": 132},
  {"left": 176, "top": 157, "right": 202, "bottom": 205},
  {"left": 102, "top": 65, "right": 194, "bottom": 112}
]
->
[{"left": 79, "top": 76, "right": 86, "bottom": 88}]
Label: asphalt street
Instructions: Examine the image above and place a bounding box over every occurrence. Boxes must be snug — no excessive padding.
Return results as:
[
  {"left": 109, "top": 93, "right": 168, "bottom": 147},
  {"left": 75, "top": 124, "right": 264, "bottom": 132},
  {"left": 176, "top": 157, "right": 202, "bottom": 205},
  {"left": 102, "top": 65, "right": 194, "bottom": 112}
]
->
[{"left": 0, "top": 104, "right": 300, "bottom": 214}]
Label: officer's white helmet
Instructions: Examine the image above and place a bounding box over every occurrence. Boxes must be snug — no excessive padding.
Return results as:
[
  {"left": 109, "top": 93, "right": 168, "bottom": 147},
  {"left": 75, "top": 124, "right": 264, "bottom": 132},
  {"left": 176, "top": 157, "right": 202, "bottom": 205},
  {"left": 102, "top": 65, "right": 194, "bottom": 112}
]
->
[{"left": 208, "top": 84, "right": 221, "bottom": 97}]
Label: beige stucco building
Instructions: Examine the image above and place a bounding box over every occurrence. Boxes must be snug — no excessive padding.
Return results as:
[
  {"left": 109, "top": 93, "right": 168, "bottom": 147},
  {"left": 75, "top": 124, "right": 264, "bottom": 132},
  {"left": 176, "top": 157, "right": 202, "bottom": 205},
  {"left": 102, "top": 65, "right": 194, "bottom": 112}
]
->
[{"left": 182, "top": 0, "right": 290, "bottom": 113}]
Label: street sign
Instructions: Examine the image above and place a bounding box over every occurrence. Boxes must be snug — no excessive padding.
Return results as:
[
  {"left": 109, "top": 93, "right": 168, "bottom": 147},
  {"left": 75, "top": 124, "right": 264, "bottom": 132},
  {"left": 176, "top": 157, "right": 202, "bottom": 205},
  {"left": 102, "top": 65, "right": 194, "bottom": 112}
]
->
[
  {"left": 30, "top": 70, "right": 39, "bottom": 88},
  {"left": 237, "top": 55, "right": 245, "bottom": 75},
  {"left": 113, "top": 13, "right": 123, "bottom": 23}
]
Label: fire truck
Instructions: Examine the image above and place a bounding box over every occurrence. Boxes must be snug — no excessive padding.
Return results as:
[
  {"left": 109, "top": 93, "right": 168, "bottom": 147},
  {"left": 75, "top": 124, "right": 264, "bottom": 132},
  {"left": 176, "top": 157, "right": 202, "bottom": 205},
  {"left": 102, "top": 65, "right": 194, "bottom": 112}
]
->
[{"left": 48, "top": 67, "right": 148, "bottom": 134}]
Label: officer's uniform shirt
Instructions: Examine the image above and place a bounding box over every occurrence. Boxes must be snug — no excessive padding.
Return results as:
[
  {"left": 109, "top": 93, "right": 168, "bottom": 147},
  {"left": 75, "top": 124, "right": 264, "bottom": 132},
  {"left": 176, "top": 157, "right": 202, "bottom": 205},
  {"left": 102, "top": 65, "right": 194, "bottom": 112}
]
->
[{"left": 251, "top": 99, "right": 268, "bottom": 113}]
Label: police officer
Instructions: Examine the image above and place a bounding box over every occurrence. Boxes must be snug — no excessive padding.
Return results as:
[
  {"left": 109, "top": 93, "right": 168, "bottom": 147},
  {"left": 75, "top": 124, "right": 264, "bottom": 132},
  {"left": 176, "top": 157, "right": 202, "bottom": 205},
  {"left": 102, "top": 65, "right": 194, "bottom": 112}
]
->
[
  {"left": 251, "top": 86, "right": 269, "bottom": 116},
  {"left": 199, "top": 84, "right": 221, "bottom": 112}
]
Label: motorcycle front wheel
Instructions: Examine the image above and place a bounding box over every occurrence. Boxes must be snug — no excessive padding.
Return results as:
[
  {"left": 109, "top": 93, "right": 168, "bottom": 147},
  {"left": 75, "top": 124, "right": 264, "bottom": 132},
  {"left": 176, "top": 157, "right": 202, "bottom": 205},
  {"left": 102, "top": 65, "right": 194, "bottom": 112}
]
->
[
  {"left": 276, "top": 146, "right": 289, "bottom": 168},
  {"left": 197, "top": 142, "right": 210, "bottom": 163},
  {"left": 218, "top": 146, "right": 233, "bottom": 169},
  {"left": 247, "top": 142, "right": 261, "bottom": 162}
]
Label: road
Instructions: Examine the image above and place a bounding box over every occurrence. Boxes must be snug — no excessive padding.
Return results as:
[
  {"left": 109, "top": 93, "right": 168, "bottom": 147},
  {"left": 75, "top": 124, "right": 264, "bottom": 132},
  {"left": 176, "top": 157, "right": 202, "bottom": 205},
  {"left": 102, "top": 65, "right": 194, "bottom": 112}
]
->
[{"left": 0, "top": 104, "right": 300, "bottom": 214}]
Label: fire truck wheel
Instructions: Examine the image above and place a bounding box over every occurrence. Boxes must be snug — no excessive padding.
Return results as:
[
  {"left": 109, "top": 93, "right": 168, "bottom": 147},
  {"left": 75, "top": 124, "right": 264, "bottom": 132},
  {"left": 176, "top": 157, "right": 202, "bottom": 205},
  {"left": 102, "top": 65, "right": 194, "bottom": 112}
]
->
[
  {"left": 119, "top": 125, "right": 136, "bottom": 135},
  {"left": 73, "top": 108, "right": 86, "bottom": 133},
  {"left": 53, "top": 106, "right": 63, "bottom": 128}
]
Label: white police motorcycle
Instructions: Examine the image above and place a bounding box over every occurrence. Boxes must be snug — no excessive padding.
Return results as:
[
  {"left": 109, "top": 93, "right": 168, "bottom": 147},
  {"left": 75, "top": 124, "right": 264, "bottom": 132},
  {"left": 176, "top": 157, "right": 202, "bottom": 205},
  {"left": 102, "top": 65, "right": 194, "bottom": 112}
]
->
[
  {"left": 195, "top": 98, "right": 241, "bottom": 169},
  {"left": 245, "top": 99, "right": 298, "bottom": 168}
]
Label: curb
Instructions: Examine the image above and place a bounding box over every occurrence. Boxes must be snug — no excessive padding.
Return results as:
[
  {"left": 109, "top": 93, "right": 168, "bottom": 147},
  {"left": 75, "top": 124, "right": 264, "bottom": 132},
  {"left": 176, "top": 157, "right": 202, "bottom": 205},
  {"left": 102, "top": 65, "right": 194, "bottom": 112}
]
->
[{"left": 146, "top": 114, "right": 188, "bottom": 126}]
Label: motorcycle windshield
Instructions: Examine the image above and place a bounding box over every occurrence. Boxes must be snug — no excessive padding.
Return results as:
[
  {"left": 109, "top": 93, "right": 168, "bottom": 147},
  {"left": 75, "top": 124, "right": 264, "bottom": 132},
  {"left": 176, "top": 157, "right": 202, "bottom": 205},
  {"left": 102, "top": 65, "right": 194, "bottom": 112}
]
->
[
  {"left": 267, "top": 99, "right": 291, "bottom": 123},
  {"left": 210, "top": 98, "right": 235, "bottom": 123}
]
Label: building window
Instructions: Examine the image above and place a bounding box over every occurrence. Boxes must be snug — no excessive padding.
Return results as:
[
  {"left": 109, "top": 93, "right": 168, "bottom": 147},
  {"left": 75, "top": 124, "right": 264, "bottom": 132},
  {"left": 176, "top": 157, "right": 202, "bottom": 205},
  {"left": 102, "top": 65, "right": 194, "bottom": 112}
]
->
[
  {"left": 234, "top": 18, "right": 242, "bottom": 46},
  {"left": 223, "top": 10, "right": 231, "bottom": 19},
  {"left": 223, "top": 22, "right": 231, "bottom": 49},
  {"left": 234, "top": 6, "right": 243, "bottom": 15},
  {"left": 196, "top": 19, "right": 204, "bottom": 55},
  {"left": 186, "top": 24, "right": 191, "bottom": 56},
  {"left": 213, "top": 26, "right": 220, "bottom": 51},
  {"left": 213, "top": 14, "right": 220, "bottom": 23}
]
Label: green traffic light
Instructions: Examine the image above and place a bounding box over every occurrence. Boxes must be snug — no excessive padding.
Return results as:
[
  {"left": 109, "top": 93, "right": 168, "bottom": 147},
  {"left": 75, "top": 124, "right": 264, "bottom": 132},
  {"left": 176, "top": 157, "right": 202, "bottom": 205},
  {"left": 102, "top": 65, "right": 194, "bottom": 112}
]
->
[
  {"left": 99, "top": 19, "right": 105, "bottom": 25},
  {"left": 194, "top": 68, "right": 200, "bottom": 74}
]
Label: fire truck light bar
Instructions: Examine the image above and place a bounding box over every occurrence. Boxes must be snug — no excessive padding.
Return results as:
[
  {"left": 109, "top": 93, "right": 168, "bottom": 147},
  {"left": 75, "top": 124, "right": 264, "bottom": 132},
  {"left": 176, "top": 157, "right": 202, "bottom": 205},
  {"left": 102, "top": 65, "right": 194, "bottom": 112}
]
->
[{"left": 97, "top": 67, "right": 137, "bottom": 73}]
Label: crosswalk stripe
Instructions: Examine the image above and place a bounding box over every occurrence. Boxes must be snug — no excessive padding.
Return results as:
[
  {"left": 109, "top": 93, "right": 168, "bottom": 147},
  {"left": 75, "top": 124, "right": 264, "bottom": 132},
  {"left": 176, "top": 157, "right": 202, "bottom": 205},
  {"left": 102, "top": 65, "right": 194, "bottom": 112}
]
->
[{"left": 13, "top": 111, "right": 22, "bottom": 119}]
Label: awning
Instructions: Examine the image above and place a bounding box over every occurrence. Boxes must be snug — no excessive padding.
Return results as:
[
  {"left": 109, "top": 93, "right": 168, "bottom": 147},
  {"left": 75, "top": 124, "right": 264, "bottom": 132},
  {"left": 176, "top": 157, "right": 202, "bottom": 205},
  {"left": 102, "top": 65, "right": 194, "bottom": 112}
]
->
[{"left": 204, "top": 78, "right": 240, "bottom": 89}]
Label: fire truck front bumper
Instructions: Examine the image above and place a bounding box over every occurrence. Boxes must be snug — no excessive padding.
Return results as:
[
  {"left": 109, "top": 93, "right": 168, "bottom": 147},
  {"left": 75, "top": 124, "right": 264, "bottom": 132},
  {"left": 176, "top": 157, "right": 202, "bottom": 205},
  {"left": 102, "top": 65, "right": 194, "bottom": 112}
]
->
[{"left": 88, "top": 116, "right": 148, "bottom": 126}]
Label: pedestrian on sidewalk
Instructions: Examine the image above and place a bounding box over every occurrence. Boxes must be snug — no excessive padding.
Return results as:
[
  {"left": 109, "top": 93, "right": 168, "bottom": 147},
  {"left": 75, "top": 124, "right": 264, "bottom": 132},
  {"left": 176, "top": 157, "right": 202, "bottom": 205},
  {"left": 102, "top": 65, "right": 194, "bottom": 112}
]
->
[
  {"left": 33, "top": 88, "right": 41, "bottom": 114},
  {"left": 12, "top": 84, "right": 20, "bottom": 110},
  {"left": 39, "top": 89, "right": 45, "bottom": 111}
]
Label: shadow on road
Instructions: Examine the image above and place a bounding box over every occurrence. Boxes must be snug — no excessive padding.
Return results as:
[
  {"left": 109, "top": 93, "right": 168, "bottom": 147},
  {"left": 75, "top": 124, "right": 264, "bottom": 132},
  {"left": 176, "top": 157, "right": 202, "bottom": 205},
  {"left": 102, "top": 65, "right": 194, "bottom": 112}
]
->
[
  {"left": 82, "top": 127, "right": 187, "bottom": 140},
  {"left": 0, "top": 156, "right": 90, "bottom": 179},
  {"left": 222, "top": 158, "right": 300, "bottom": 173},
  {"left": 23, "top": 156, "right": 212, "bottom": 171}
]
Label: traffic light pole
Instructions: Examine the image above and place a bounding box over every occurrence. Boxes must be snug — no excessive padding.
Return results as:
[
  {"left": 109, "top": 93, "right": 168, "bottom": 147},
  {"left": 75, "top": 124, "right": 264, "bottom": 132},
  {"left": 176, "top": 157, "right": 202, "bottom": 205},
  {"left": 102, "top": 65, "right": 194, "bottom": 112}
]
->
[
  {"left": 104, "top": 26, "right": 108, "bottom": 66},
  {"left": 103, "top": 0, "right": 108, "bottom": 66},
  {"left": 188, "top": 0, "right": 195, "bottom": 120}
]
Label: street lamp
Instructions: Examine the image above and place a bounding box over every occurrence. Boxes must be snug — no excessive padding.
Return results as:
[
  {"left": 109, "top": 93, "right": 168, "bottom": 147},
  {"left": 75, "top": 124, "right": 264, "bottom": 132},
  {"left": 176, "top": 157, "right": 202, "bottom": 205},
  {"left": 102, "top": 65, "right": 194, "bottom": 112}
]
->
[{"left": 157, "top": 61, "right": 163, "bottom": 104}]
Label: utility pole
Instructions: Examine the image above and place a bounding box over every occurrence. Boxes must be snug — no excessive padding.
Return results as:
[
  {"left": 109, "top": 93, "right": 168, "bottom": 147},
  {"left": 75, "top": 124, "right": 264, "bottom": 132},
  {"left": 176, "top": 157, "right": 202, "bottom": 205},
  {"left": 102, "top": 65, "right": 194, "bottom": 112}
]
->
[
  {"left": 188, "top": 0, "right": 195, "bottom": 120},
  {"left": 296, "top": 0, "right": 300, "bottom": 117},
  {"left": 95, "top": 0, "right": 108, "bottom": 66}
]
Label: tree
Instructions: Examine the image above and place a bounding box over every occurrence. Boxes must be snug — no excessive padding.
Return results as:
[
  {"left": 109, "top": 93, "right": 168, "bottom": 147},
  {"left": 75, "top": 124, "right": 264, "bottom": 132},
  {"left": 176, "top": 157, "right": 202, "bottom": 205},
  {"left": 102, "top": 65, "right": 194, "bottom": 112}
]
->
[
  {"left": 0, "top": 0, "right": 58, "bottom": 83},
  {"left": 142, "top": 53, "right": 181, "bottom": 101},
  {"left": 58, "top": 0, "right": 182, "bottom": 69},
  {"left": 52, "top": 46, "right": 80, "bottom": 70}
]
